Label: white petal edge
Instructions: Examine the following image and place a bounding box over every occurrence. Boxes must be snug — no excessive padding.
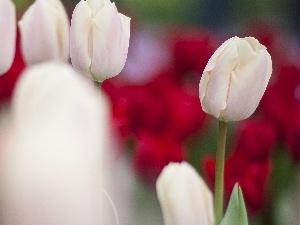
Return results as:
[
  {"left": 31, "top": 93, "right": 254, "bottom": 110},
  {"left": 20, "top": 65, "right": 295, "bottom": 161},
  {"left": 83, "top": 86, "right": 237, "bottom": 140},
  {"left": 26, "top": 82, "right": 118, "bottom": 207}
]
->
[
  {"left": 200, "top": 40, "right": 238, "bottom": 118},
  {"left": 220, "top": 49, "right": 272, "bottom": 121},
  {"left": 0, "top": 0, "right": 16, "bottom": 75},
  {"left": 156, "top": 162, "right": 214, "bottom": 225},
  {"left": 91, "top": 2, "right": 130, "bottom": 81},
  {"left": 19, "top": 0, "right": 59, "bottom": 65},
  {"left": 70, "top": 0, "right": 93, "bottom": 78}
]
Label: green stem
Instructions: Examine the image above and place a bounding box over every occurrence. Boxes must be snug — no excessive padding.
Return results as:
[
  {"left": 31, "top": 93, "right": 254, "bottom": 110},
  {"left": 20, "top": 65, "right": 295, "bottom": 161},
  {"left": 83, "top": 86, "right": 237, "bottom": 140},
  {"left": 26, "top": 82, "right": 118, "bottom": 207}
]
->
[{"left": 215, "top": 120, "right": 227, "bottom": 225}]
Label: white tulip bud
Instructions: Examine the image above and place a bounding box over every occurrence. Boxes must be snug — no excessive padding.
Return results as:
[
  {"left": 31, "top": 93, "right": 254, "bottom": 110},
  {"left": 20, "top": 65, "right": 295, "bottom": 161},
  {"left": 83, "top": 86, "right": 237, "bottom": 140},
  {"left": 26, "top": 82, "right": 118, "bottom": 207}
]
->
[
  {"left": 19, "top": 0, "right": 69, "bottom": 65},
  {"left": 0, "top": 0, "right": 16, "bottom": 75},
  {"left": 0, "top": 62, "right": 117, "bottom": 225},
  {"left": 199, "top": 36, "right": 272, "bottom": 122},
  {"left": 156, "top": 162, "right": 214, "bottom": 225},
  {"left": 70, "top": 0, "right": 130, "bottom": 82}
]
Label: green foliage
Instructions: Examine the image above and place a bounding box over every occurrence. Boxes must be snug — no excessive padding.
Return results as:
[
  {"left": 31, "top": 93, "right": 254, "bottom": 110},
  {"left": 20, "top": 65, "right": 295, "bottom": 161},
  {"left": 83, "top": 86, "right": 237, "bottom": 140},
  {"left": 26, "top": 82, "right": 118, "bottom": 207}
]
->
[
  {"left": 220, "top": 183, "right": 249, "bottom": 225},
  {"left": 119, "top": 0, "right": 203, "bottom": 25}
]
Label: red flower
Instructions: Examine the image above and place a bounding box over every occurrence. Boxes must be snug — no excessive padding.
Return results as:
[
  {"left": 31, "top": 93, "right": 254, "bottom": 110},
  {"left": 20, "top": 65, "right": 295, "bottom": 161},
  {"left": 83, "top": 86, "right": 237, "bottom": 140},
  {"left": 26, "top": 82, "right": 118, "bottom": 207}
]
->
[
  {"left": 235, "top": 119, "right": 278, "bottom": 161},
  {"left": 283, "top": 112, "right": 300, "bottom": 162},
  {"left": 133, "top": 133, "right": 185, "bottom": 185},
  {"left": 172, "top": 30, "right": 214, "bottom": 76},
  {"left": 102, "top": 78, "right": 169, "bottom": 138},
  {"left": 167, "top": 88, "right": 207, "bottom": 140},
  {"left": 170, "top": 29, "right": 215, "bottom": 96},
  {"left": 203, "top": 150, "right": 272, "bottom": 214},
  {"left": 260, "top": 65, "right": 300, "bottom": 162},
  {"left": 260, "top": 65, "right": 300, "bottom": 134},
  {"left": 148, "top": 74, "right": 208, "bottom": 141},
  {"left": 103, "top": 70, "right": 208, "bottom": 142}
]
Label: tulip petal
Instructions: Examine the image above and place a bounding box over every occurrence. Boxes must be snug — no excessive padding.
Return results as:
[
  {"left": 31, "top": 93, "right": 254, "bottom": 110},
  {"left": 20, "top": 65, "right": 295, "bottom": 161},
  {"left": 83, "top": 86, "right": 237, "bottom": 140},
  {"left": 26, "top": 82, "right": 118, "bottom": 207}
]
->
[
  {"left": 201, "top": 41, "right": 238, "bottom": 118},
  {"left": 0, "top": 0, "right": 16, "bottom": 75},
  {"left": 244, "top": 36, "right": 261, "bottom": 52},
  {"left": 53, "top": 0, "right": 70, "bottom": 61},
  {"left": 235, "top": 39, "right": 257, "bottom": 68},
  {"left": 2, "top": 62, "right": 113, "bottom": 225},
  {"left": 70, "top": 0, "right": 93, "bottom": 78},
  {"left": 87, "top": 0, "right": 110, "bottom": 17},
  {"left": 156, "top": 162, "right": 214, "bottom": 225},
  {"left": 19, "top": 0, "right": 59, "bottom": 64},
  {"left": 118, "top": 13, "right": 131, "bottom": 39},
  {"left": 203, "top": 37, "right": 238, "bottom": 72},
  {"left": 91, "top": 3, "right": 130, "bottom": 81},
  {"left": 19, "top": 0, "right": 69, "bottom": 64},
  {"left": 33, "top": 0, "right": 70, "bottom": 62},
  {"left": 220, "top": 49, "right": 272, "bottom": 121}
]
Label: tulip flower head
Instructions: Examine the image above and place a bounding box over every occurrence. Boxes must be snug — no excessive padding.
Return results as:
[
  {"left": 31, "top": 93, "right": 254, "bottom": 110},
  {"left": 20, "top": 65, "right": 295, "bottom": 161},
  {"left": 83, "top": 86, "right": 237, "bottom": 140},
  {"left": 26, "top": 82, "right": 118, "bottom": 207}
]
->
[
  {"left": 199, "top": 36, "right": 272, "bottom": 122},
  {"left": 19, "top": 0, "right": 69, "bottom": 65},
  {"left": 70, "top": 0, "right": 131, "bottom": 82},
  {"left": 156, "top": 162, "right": 214, "bottom": 225},
  {"left": 0, "top": 62, "right": 119, "bottom": 225},
  {"left": 0, "top": 0, "right": 16, "bottom": 75}
]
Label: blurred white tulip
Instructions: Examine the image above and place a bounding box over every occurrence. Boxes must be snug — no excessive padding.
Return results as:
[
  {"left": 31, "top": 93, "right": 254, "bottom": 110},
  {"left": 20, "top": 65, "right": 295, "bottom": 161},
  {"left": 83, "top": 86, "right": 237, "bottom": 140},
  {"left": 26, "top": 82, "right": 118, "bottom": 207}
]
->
[
  {"left": 156, "top": 162, "right": 214, "bottom": 225},
  {"left": 0, "top": 0, "right": 16, "bottom": 75},
  {"left": 19, "top": 0, "right": 69, "bottom": 65},
  {"left": 199, "top": 36, "right": 272, "bottom": 122},
  {"left": 70, "top": 0, "right": 130, "bottom": 82},
  {"left": 0, "top": 62, "right": 118, "bottom": 225}
]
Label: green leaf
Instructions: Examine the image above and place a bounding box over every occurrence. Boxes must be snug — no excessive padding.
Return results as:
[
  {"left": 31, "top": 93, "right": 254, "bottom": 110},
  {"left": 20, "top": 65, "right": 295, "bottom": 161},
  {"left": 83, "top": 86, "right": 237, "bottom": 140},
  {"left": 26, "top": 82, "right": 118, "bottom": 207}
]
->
[{"left": 220, "top": 183, "right": 249, "bottom": 225}]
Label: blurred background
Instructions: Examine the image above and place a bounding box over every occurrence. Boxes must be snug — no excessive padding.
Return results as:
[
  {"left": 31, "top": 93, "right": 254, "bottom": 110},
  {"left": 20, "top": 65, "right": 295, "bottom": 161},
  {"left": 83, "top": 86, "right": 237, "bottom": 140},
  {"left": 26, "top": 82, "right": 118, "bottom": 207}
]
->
[{"left": 1, "top": 0, "right": 299, "bottom": 224}]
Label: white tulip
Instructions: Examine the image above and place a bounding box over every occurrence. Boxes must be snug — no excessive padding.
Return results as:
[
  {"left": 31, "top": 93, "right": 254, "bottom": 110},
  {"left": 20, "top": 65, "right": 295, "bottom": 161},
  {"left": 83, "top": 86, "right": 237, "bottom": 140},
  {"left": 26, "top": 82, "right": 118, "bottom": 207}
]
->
[
  {"left": 156, "top": 162, "right": 214, "bottom": 225},
  {"left": 0, "top": 62, "right": 118, "bottom": 225},
  {"left": 199, "top": 36, "right": 272, "bottom": 122},
  {"left": 0, "top": 0, "right": 16, "bottom": 75},
  {"left": 70, "top": 0, "right": 130, "bottom": 82},
  {"left": 19, "top": 0, "right": 69, "bottom": 65}
]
